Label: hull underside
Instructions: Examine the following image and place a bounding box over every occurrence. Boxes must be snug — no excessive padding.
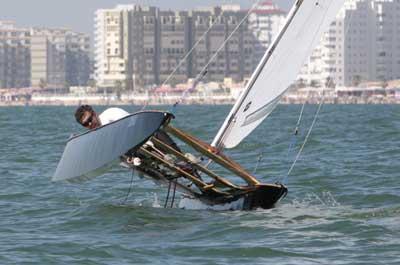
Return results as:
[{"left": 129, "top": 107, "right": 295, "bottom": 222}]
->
[{"left": 187, "top": 183, "right": 288, "bottom": 210}]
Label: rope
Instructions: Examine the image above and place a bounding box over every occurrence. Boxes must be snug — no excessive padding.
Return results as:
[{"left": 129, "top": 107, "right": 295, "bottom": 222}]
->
[
  {"left": 163, "top": 179, "right": 178, "bottom": 208},
  {"left": 253, "top": 153, "right": 264, "bottom": 174},
  {"left": 120, "top": 169, "right": 135, "bottom": 205},
  {"left": 164, "top": 180, "right": 172, "bottom": 208},
  {"left": 170, "top": 180, "right": 177, "bottom": 208},
  {"left": 283, "top": 93, "right": 325, "bottom": 183},
  {"left": 169, "top": 68, "right": 209, "bottom": 114},
  {"left": 282, "top": 0, "right": 356, "bottom": 184},
  {"left": 286, "top": 96, "right": 307, "bottom": 157}
]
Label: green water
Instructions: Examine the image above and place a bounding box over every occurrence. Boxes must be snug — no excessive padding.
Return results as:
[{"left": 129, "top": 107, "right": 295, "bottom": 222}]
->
[{"left": 0, "top": 105, "right": 399, "bottom": 264}]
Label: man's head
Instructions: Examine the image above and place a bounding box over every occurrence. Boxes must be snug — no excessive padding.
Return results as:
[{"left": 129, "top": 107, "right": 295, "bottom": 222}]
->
[{"left": 75, "top": 105, "right": 101, "bottom": 129}]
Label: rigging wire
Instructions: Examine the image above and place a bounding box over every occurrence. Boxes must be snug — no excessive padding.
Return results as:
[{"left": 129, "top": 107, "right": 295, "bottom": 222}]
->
[
  {"left": 167, "top": 0, "right": 264, "bottom": 170},
  {"left": 286, "top": 93, "right": 308, "bottom": 158},
  {"left": 283, "top": 94, "right": 325, "bottom": 183},
  {"left": 170, "top": 3, "right": 264, "bottom": 112},
  {"left": 142, "top": 0, "right": 263, "bottom": 113},
  {"left": 170, "top": 180, "right": 177, "bottom": 208},
  {"left": 164, "top": 179, "right": 178, "bottom": 208},
  {"left": 283, "top": 3, "right": 355, "bottom": 184},
  {"left": 141, "top": 0, "right": 232, "bottom": 111},
  {"left": 121, "top": 169, "right": 135, "bottom": 205},
  {"left": 253, "top": 3, "right": 331, "bottom": 176},
  {"left": 253, "top": 153, "right": 264, "bottom": 174},
  {"left": 164, "top": 181, "right": 172, "bottom": 208},
  {"left": 280, "top": 0, "right": 333, "bottom": 177}
]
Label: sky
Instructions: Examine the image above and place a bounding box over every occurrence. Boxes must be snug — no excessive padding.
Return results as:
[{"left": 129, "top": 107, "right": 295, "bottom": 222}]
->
[{"left": 0, "top": 0, "right": 294, "bottom": 35}]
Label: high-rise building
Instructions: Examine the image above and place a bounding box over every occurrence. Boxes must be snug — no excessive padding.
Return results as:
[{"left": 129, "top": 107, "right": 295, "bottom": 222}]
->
[
  {"left": 159, "top": 10, "right": 191, "bottom": 85},
  {"left": 31, "top": 28, "right": 90, "bottom": 88},
  {"left": 94, "top": 4, "right": 277, "bottom": 89},
  {"left": 0, "top": 21, "right": 31, "bottom": 89},
  {"left": 249, "top": 1, "right": 286, "bottom": 60},
  {"left": 94, "top": 5, "right": 158, "bottom": 90},
  {"left": 94, "top": 6, "right": 130, "bottom": 89},
  {"left": 189, "top": 6, "right": 258, "bottom": 83},
  {"left": 137, "top": 6, "right": 159, "bottom": 88},
  {"left": 298, "top": 0, "right": 400, "bottom": 87}
]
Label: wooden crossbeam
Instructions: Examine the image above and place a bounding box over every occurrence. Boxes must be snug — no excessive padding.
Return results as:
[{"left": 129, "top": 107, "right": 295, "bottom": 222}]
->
[
  {"left": 164, "top": 125, "right": 260, "bottom": 186},
  {"left": 151, "top": 137, "right": 245, "bottom": 191},
  {"left": 133, "top": 166, "right": 201, "bottom": 197},
  {"left": 139, "top": 147, "right": 230, "bottom": 196}
]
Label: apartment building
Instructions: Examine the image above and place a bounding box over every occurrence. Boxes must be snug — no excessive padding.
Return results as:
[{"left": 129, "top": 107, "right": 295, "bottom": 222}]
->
[
  {"left": 299, "top": 0, "right": 400, "bottom": 87},
  {"left": 30, "top": 28, "right": 90, "bottom": 88},
  {"left": 197, "top": 6, "right": 256, "bottom": 82},
  {"left": 94, "top": 6, "right": 129, "bottom": 89},
  {"left": 138, "top": 6, "right": 159, "bottom": 88},
  {"left": 190, "top": 9, "right": 212, "bottom": 82},
  {"left": 249, "top": 1, "right": 286, "bottom": 60},
  {"left": 0, "top": 21, "right": 30, "bottom": 89},
  {"left": 94, "top": 5, "right": 158, "bottom": 90},
  {"left": 159, "top": 10, "right": 191, "bottom": 85},
  {"left": 94, "top": 4, "right": 277, "bottom": 89}
]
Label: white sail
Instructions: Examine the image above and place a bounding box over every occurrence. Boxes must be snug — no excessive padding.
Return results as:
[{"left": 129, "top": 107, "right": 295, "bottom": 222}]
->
[{"left": 212, "top": 0, "right": 345, "bottom": 149}]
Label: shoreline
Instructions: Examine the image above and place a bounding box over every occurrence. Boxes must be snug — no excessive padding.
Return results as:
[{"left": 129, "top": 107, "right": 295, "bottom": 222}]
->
[
  {"left": 1, "top": 97, "right": 399, "bottom": 107},
  {"left": 1, "top": 89, "right": 400, "bottom": 106}
]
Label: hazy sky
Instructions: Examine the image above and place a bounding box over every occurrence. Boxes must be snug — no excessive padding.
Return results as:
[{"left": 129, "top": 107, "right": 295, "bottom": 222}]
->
[{"left": 0, "top": 0, "right": 294, "bottom": 35}]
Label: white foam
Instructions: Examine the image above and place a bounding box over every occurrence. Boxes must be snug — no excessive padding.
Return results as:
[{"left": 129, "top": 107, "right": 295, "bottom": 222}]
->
[{"left": 178, "top": 196, "right": 245, "bottom": 211}]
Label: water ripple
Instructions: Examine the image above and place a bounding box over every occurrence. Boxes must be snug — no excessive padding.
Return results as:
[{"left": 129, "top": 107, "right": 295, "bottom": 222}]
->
[{"left": 0, "top": 105, "right": 399, "bottom": 264}]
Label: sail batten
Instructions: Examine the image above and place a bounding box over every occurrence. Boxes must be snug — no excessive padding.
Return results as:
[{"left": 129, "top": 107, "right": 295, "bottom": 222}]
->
[{"left": 212, "top": 0, "right": 345, "bottom": 149}]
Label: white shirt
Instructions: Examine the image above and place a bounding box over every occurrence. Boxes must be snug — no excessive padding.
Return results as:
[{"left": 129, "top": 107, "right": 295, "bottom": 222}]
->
[{"left": 99, "top": 107, "right": 130, "bottom": 126}]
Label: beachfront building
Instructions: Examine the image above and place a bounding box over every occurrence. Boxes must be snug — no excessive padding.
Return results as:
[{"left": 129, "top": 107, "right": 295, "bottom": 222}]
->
[
  {"left": 30, "top": 28, "right": 90, "bottom": 88},
  {"left": 137, "top": 7, "right": 159, "bottom": 89},
  {"left": 0, "top": 21, "right": 31, "bottom": 89},
  {"left": 298, "top": 0, "right": 400, "bottom": 87},
  {"left": 94, "top": 4, "right": 276, "bottom": 89},
  {"left": 189, "top": 6, "right": 260, "bottom": 83},
  {"left": 249, "top": 1, "right": 286, "bottom": 60},
  {"left": 94, "top": 5, "right": 158, "bottom": 90},
  {"left": 159, "top": 10, "right": 191, "bottom": 85},
  {"left": 94, "top": 6, "right": 130, "bottom": 90}
]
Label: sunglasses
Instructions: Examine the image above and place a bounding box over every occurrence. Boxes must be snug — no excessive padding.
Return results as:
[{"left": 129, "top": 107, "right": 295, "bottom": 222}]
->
[{"left": 81, "top": 114, "right": 93, "bottom": 127}]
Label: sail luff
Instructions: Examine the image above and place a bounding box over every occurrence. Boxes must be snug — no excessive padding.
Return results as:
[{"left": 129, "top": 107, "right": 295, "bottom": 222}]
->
[{"left": 211, "top": 0, "right": 303, "bottom": 149}]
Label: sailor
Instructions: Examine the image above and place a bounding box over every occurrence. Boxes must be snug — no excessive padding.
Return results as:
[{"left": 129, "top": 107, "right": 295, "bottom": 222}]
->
[
  {"left": 74, "top": 105, "right": 200, "bottom": 180},
  {"left": 74, "top": 105, "right": 181, "bottom": 152},
  {"left": 74, "top": 105, "right": 129, "bottom": 129}
]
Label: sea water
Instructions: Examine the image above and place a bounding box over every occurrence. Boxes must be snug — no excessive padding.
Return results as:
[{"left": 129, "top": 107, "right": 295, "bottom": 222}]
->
[{"left": 0, "top": 105, "right": 399, "bottom": 264}]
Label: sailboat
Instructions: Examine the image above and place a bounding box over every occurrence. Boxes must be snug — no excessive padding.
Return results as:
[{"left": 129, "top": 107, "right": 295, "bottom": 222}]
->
[{"left": 53, "top": 0, "right": 346, "bottom": 210}]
